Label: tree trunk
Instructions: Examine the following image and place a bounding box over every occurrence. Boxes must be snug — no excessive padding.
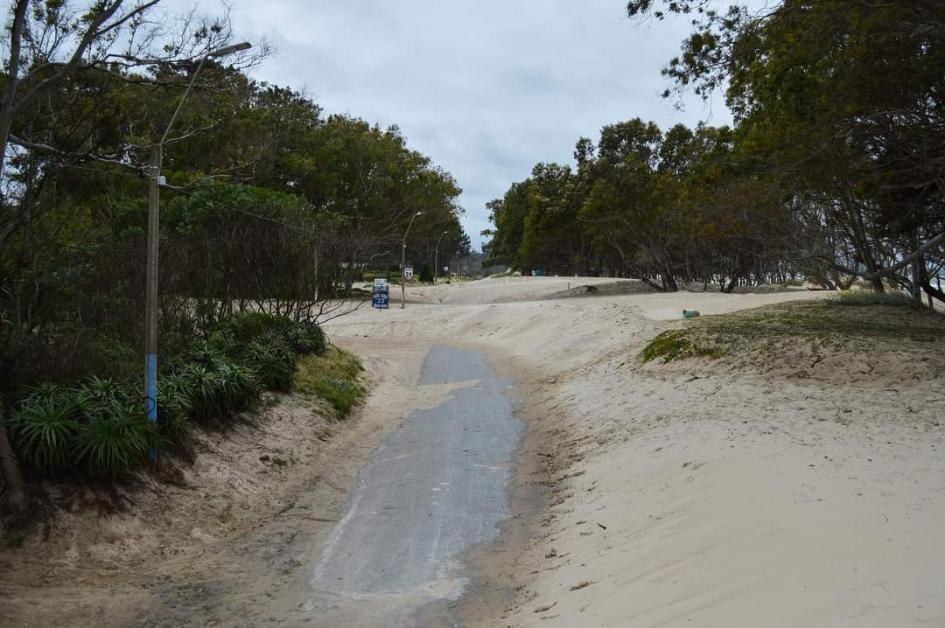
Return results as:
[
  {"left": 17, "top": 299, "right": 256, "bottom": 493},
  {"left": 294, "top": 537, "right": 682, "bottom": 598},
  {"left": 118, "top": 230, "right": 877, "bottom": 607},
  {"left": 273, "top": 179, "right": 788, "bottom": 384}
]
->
[{"left": 0, "top": 402, "right": 27, "bottom": 515}]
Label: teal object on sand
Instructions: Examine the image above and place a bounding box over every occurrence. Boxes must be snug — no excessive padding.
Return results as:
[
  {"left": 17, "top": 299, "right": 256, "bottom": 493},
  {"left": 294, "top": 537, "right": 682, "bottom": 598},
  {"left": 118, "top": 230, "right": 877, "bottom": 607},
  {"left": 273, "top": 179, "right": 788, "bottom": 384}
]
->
[{"left": 682, "top": 309, "right": 701, "bottom": 319}]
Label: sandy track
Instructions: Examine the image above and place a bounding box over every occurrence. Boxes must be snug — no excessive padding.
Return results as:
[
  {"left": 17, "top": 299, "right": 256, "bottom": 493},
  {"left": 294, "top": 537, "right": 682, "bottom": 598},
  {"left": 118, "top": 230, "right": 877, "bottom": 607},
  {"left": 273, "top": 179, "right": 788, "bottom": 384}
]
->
[{"left": 327, "top": 278, "right": 945, "bottom": 628}]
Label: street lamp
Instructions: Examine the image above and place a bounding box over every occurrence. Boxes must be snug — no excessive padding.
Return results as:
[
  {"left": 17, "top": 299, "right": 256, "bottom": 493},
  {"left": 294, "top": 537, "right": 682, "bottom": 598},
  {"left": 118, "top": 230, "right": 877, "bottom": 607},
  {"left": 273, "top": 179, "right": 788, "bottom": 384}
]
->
[
  {"left": 434, "top": 230, "right": 448, "bottom": 285},
  {"left": 401, "top": 211, "right": 422, "bottom": 309},
  {"left": 144, "top": 41, "right": 251, "bottom": 430}
]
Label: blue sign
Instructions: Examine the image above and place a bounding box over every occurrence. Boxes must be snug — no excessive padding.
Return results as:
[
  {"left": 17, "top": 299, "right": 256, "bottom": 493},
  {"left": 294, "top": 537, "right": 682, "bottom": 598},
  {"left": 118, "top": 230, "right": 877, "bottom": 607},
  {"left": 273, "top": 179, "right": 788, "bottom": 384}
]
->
[{"left": 372, "top": 280, "right": 389, "bottom": 309}]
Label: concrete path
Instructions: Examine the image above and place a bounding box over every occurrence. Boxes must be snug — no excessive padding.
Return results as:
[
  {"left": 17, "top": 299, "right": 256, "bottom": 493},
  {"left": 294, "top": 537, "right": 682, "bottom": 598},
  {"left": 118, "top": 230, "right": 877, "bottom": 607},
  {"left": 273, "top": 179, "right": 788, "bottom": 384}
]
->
[{"left": 311, "top": 346, "right": 522, "bottom": 626}]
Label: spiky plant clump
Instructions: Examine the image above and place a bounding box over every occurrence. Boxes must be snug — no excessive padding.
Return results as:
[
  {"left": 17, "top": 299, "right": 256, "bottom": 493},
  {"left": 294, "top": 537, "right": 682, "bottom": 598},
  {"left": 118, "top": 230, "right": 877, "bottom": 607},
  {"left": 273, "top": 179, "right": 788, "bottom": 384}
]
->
[
  {"left": 242, "top": 334, "right": 295, "bottom": 391},
  {"left": 213, "top": 359, "right": 261, "bottom": 413},
  {"left": 156, "top": 373, "right": 194, "bottom": 442},
  {"left": 188, "top": 340, "right": 231, "bottom": 369},
  {"left": 177, "top": 358, "right": 260, "bottom": 423},
  {"left": 283, "top": 321, "right": 327, "bottom": 356},
  {"left": 77, "top": 376, "right": 132, "bottom": 419},
  {"left": 9, "top": 386, "right": 81, "bottom": 470},
  {"left": 214, "top": 311, "right": 293, "bottom": 345},
  {"left": 177, "top": 363, "right": 226, "bottom": 422},
  {"left": 73, "top": 407, "right": 160, "bottom": 477}
]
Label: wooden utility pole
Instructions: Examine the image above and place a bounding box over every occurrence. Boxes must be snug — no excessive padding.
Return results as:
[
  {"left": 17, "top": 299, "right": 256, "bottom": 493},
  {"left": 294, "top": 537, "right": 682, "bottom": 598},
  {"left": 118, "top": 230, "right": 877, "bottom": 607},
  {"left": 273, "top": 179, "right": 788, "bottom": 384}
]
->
[{"left": 144, "top": 144, "right": 161, "bottom": 426}]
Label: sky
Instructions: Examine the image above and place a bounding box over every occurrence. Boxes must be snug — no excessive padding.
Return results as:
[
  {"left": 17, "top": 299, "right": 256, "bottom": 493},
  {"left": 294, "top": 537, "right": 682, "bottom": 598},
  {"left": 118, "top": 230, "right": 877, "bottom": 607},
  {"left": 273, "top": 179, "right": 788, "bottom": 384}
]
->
[{"left": 165, "top": 0, "right": 734, "bottom": 249}]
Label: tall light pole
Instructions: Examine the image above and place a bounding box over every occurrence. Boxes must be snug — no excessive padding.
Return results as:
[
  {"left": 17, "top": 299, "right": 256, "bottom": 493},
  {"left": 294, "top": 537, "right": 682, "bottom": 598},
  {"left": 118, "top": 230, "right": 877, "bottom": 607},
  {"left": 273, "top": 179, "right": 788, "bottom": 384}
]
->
[
  {"left": 401, "top": 211, "right": 422, "bottom": 309},
  {"left": 434, "top": 230, "right": 448, "bottom": 285},
  {"left": 144, "top": 41, "right": 251, "bottom": 429}
]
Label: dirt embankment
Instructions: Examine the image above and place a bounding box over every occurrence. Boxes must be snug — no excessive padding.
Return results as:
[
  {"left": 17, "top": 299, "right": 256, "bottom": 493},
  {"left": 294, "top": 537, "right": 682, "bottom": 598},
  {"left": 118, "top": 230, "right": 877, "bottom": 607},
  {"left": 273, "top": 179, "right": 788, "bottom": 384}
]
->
[{"left": 0, "top": 343, "right": 432, "bottom": 627}]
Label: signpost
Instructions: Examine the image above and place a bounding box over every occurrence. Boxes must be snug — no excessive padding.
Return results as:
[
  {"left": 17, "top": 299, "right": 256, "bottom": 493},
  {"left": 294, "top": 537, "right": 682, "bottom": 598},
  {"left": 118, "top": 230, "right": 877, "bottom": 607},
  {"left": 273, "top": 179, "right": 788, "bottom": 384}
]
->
[
  {"left": 372, "top": 278, "right": 389, "bottom": 310},
  {"left": 404, "top": 266, "right": 414, "bottom": 281}
]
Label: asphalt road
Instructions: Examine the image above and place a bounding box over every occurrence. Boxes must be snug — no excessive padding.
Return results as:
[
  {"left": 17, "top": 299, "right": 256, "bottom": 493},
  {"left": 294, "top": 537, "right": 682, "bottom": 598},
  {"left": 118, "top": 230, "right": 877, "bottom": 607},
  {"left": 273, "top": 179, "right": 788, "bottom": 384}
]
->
[{"left": 312, "top": 345, "right": 522, "bottom": 625}]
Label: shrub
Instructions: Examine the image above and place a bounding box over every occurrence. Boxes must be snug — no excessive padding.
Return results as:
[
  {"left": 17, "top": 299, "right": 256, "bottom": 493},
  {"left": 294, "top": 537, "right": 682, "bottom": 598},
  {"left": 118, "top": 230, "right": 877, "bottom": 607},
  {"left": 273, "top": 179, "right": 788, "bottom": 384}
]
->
[
  {"left": 77, "top": 377, "right": 132, "bottom": 419},
  {"left": 283, "top": 321, "right": 327, "bottom": 356},
  {"left": 214, "top": 360, "right": 261, "bottom": 413},
  {"left": 178, "top": 358, "right": 260, "bottom": 423},
  {"left": 73, "top": 411, "right": 160, "bottom": 477},
  {"left": 243, "top": 335, "right": 295, "bottom": 391},
  {"left": 831, "top": 290, "right": 918, "bottom": 307},
  {"left": 213, "top": 311, "right": 292, "bottom": 345},
  {"left": 188, "top": 340, "right": 231, "bottom": 369},
  {"left": 156, "top": 373, "right": 194, "bottom": 442},
  {"left": 177, "top": 363, "right": 225, "bottom": 422},
  {"left": 9, "top": 386, "right": 81, "bottom": 470}
]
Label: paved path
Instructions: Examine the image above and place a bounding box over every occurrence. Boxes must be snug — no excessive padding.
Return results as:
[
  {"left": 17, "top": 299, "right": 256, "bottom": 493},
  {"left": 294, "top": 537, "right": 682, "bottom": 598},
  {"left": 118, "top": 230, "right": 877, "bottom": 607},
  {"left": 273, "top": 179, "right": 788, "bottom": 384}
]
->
[{"left": 312, "top": 346, "right": 522, "bottom": 625}]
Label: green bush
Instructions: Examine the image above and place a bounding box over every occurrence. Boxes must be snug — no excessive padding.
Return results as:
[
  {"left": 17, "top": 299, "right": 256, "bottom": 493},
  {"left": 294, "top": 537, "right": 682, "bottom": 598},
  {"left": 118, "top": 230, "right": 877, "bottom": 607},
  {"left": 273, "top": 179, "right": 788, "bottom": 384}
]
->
[
  {"left": 243, "top": 335, "right": 295, "bottom": 391},
  {"left": 9, "top": 386, "right": 81, "bottom": 470},
  {"left": 73, "top": 411, "right": 160, "bottom": 478},
  {"left": 283, "top": 321, "right": 327, "bottom": 356},
  {"left": 213, "top": 311, "right": 292, "bottom": 344},
  {"left": 831, "top": 290, "right": 918, "bottom": 307},
  {"left": 77, "top": 376, "right": 132, "bottom": 418},
  {"left": 214, "top": 360, "right": 261, "bottom": 413},
  {"left": 156, "top": 373, "right": 194, "bottom": 442},
  {"left": 178, "top": 358, "right": 260, "bottom": 423}
]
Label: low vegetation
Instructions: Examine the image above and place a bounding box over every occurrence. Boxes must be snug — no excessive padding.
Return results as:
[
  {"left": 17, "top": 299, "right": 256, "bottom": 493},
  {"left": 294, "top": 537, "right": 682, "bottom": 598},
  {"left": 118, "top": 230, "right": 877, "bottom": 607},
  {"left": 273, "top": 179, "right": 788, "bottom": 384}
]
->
[
  {"left": 5, "top": 313, "right": 358, "bottom": 480},
  {"left": 295, "top": 347, "right": 367, "bottom": 418},
  {"left": 640, "top": 296, "right": 943, "bottom": 365}
]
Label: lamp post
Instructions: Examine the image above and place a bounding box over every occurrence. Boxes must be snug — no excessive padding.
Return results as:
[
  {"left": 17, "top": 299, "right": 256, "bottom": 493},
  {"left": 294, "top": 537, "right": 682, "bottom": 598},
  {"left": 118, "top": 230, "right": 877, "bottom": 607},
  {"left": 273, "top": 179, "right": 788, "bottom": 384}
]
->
[
  {"left": 401, "top": 211, "right": 422, "bottom": 309},
  {"left": 144, "top": 41, "right": 251, "bottom": 430},
  {"left": 434, "top": 230, "right": 448, "bottom": 285}
]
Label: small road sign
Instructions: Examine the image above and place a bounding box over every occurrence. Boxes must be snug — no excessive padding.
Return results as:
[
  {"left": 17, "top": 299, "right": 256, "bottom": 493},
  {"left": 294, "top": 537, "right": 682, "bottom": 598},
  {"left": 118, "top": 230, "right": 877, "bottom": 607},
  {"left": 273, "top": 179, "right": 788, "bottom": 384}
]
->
[
  {"left": 404, "top": 266, "right": 414, "bottom": 280},
  {"left": 372, "top": 279, "right": 389, "bottom": 309}
]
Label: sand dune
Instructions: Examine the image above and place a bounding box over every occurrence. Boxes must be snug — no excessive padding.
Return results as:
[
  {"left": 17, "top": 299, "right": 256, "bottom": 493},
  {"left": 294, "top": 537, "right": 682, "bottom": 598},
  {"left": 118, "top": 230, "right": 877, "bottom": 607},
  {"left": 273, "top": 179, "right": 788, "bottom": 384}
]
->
[{"left": 327, "top": 277, "right": 945, "bottom": 628}]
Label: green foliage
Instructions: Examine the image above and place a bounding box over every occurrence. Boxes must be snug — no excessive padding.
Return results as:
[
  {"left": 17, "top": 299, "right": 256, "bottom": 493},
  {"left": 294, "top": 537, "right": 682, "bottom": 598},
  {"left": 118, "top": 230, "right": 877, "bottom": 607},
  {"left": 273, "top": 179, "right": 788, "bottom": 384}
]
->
[
  {"left": 294, "top": 347, "right": 366, "bottom": 418},
  {"left": 283, "top": 321, "right": 327, "bottom": 356},
  {"left": 209, "top": 311, "right": 293, "bottom": 345},
  {"left": 242, "top": 335, "right": 295, "bottom": 392},
  {"left": 77, "top": 377, "right": 132, "bottom": 418},
  {"left": 831, "top": 291, "right": 918, "bottom": 308},
  {"left": 9, "top": 387, "right": 81, "bottom": 470},
  {"left": 156, "top": 373, "right": 194, "bottom": 443},
  {"left": 640, "top": 330, "right": 724, "bottom": 364},
  {"left": 176, "top": 359, "right": 260, "bottom": 424},
  {"left": 73, "top": 413, "right": 160, "bottom": 478},
  {"left": 9, "top": 381, "right": 160, "bottom": 476}
]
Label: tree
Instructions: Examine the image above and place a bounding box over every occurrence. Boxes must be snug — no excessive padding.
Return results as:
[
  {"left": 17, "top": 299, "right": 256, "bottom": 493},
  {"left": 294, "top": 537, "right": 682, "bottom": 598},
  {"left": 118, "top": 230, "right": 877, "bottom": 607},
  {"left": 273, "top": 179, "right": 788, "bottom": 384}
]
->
[{"left": 627, "top": 0, "right": 945, "bottom": 302}]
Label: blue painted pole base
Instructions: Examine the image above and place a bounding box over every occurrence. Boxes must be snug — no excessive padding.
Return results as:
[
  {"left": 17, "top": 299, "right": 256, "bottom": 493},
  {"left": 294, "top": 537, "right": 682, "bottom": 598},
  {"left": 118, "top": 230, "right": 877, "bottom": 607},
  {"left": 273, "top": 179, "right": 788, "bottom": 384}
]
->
[{"left": 146, "top": 353, "right": 158, "bottom": 462}]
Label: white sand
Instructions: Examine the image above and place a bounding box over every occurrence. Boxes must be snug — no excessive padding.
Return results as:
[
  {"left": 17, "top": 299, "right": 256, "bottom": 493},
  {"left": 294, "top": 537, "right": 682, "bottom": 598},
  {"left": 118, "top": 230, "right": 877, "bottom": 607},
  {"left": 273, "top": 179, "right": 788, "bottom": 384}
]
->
[{"left": 327, "top": 278, "right": 945, "bottom": 627}]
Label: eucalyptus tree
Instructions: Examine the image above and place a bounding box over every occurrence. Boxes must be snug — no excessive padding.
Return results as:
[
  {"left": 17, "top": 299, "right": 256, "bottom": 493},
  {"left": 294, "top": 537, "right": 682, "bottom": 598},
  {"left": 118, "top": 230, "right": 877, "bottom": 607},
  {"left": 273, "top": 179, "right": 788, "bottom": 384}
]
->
[{"left": 627, "top": 0, "right": 945, "bottom": 302}]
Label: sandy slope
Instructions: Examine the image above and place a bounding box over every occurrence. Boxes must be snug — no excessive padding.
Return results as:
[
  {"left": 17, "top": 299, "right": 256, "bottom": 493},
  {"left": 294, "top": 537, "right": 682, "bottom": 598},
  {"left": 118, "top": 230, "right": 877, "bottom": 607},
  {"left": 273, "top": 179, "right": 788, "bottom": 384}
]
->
[{"left": 327, "top": 278, "right": 945, "bottom": 628}]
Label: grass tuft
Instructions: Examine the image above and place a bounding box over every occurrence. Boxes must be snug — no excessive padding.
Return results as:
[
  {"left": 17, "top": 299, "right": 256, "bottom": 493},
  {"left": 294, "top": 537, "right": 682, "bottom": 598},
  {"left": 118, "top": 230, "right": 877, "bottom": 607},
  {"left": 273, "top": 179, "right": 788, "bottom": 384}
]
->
[
  {"left": 640, "top": 330, "right": 726, "bottom": 363},
  {"left": 294, "top": 347, "right": 366, "bottom": 418}
]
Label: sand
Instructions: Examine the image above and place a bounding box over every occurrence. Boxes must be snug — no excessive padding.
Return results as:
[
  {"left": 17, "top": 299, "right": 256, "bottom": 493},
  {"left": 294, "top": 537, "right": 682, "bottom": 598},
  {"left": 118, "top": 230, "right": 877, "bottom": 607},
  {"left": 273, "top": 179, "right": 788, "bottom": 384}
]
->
[
  {"left": 326, "top": 277, "right": 945, "bottom": 628},
  {"left": 3, "top": 276, "right": 941, "bottom": 627}
]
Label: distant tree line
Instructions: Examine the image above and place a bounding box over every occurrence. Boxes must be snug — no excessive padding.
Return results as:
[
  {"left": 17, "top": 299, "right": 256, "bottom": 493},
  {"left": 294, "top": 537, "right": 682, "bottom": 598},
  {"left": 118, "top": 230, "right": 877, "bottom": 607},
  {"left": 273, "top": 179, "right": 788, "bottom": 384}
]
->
[{"left": 484, "top": 0, "right": 944, "bottom": 299}]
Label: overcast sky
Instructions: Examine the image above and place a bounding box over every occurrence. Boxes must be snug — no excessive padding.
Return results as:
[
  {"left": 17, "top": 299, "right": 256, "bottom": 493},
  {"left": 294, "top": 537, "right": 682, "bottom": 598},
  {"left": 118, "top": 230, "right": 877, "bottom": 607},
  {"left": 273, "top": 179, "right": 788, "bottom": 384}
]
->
[{"left": 167, "top": 0, "right": 733, "bottom": 249}]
